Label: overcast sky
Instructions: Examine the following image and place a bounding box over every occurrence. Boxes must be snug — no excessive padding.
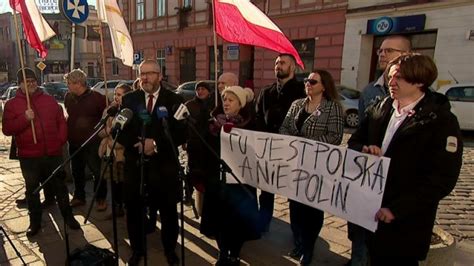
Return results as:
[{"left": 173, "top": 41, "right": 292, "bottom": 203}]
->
[{"left": 0, "top": 0, "right": 97, "bottom": 14}]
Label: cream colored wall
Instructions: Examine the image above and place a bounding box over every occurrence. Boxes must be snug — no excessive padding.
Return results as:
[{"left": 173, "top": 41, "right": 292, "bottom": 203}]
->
[{"left": 341, "top": 2, "right": 474, "bottom": 90}]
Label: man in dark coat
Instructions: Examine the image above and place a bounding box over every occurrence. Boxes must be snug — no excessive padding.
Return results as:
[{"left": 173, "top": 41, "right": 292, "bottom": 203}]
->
[
  {"left": 118, "top": 60, "right": 185, "bottom": 266},
  {"left": 254, "top": 53, "right": 305, "bottom": 255},
  {"left": 348, "top": 54, "right": 462, "bottom": 266}
]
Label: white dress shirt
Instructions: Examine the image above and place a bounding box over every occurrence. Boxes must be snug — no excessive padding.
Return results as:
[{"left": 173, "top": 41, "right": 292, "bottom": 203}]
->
[
  {"left": 144, "top": 87, "right": 160, "bottom": 112},
  {"left": 381, "top": 94, "right": 425, "bottom": 155}
]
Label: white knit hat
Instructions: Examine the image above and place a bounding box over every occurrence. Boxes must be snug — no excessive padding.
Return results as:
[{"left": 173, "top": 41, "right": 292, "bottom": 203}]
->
[{"left": 222, "top": 86, "right": 254, "bottom": 108}]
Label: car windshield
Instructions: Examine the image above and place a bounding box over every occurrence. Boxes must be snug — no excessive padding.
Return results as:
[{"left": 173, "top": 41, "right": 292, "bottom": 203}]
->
[{"left": 338, "top": 86, "right": 360, "bottom": 99}]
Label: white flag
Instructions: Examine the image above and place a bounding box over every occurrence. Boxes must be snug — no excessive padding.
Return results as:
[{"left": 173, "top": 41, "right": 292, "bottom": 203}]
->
[{"left": 97, "top": 0, "right": 133, "bottom": 66}]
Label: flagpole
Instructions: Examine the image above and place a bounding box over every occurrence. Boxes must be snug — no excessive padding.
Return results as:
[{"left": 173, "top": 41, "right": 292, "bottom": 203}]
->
[
  {"left": 98, "top": 21, "right": 109, "bottom": 106},
  {"left": 70, "top": 23, "right": 76, "bottom": 71},
  {"left": 211, "top": 0, "right": 219, "bottom": 107},
  {"left": 12, "top": 11, "right": 37, "bottom": 144}
]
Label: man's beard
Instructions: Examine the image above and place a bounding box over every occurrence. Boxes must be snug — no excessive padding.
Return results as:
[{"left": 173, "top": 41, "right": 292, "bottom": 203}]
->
[{"left": 276, "top": 70, "right": 290, "bottom": 80}]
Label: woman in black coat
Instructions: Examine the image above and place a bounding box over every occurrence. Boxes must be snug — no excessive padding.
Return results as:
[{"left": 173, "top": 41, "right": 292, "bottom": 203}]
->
[
  {"left": 348, "top": 54, "right": 463, "bottom": 265},
  {"left": 200, "top": 86, "right": 260, "bottom": 266}
]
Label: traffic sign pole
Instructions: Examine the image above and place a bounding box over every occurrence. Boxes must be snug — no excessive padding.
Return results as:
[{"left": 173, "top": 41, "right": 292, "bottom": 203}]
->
[
  {"left": 70, "top": 23, "right": 76, "bottom": 71},
  {"left": 61, "top": 0, "right": 89, "bottom": 72}
]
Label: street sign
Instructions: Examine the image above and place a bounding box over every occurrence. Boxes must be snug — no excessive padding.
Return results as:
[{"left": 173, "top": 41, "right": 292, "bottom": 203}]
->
[
  {"left": 133, "top": 53, "right": 143, "bottom": 65},
  {"left": 36, "top": 61, "right": 46, "bottom": 71},
  {"left": 62, "top": 0, "right": 89, "bottom": 24}
]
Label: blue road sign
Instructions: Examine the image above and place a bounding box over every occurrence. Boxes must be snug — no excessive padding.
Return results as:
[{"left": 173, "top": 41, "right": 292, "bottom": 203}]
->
[
  {"left": 133, "top": 52, "right": 143, "bottom": 65},
  {"left": 62, "top": 0, "right": 89, "bottom": 24}
]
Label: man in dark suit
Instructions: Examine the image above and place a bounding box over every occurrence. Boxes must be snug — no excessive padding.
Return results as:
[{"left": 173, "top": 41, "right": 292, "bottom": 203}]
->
[{"left": 118, "top": 59, "right": 185, "bottom": 266}]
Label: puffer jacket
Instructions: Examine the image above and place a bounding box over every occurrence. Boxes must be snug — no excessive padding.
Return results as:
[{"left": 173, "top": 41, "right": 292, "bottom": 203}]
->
[{"left": 2, "top": 88, "right": 67, "bottom": 158}]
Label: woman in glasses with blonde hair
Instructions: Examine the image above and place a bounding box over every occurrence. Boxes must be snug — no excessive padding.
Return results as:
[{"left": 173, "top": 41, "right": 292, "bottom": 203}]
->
[{"left": 280, "top": 69, "right": 344, "bottom": 265}]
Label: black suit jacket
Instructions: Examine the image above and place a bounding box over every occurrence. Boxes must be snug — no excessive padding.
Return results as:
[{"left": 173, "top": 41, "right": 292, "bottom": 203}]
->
[{"left": 118, "top": 87, "right": 185, "bottom": 201}]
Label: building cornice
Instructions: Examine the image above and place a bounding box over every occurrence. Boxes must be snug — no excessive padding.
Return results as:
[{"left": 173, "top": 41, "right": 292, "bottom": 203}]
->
[{"left": 346, "top": 0, "right": 473, "bottom": 18}]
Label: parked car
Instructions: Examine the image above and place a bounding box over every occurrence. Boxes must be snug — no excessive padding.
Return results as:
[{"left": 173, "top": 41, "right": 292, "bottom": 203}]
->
[
  {"left": 337, "top": 85, "right": 360, "bottom": 128},
  {"left": 438, "top": 83, "right": 474, "bottom": 131},
  {"left": 91, "top": 80, "right": 134, "bottom": 100},
  {"left": 87, "top": 78, "right": 103, "bottom": 88},
  {"left": 0, "top": 85, "right": 53, "bottom": 112},
  {"left": 175, "top": 80, "right": 215, "bottom": 102},
  {"left": 42, "top": 82, "right": 68, "bottom": 102}
]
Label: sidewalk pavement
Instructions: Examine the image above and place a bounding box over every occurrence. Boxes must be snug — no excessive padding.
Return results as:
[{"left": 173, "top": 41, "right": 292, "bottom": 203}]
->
[{"left": 1, "top": 134, "right": 474, "bottom": 265}]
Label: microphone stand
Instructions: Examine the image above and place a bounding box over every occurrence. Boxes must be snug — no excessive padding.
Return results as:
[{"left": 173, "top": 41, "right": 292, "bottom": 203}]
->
[
  {"left": 33, "top": 121, "right": 106, "bottom": 195},
  {"left": 161, "top": 119, "right": 186, "bottom": 266},
  {"left": 0, "top": 226, "right": 26, "bottom": 265},
  {"left": 140, "top": 121, "right": 148, "bottom": 266},
  {"left": 83, "top": 130, "right": 121, "bottom": 266},
  {"left": 32, "top": 119, "right": 107, "bottom": 265},
  {"left": 182, "top": 116, "right": 254, "bottom": 198}
]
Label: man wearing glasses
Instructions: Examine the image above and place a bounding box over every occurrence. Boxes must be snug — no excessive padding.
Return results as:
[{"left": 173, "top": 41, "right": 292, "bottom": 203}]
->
[
  {"left": 117, "top": 59, "right": 185, "bottom": 266},
  {"left": 255, "top": 54, "right": 305, "bottom": 240},
  {"left": 358, "top": 35, "right": 412, "bottom": 121},
  {"left": 2, "top": 68, "right": 81, "bottom": 237},
  {"left": 349, "top": 35, "right": 411, "bottom": 266}
]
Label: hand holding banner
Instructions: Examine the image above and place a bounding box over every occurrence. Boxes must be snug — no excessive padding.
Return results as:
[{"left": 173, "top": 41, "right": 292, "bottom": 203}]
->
[{"left": 220, "top": 128, "right": 390, "bottom": 232}]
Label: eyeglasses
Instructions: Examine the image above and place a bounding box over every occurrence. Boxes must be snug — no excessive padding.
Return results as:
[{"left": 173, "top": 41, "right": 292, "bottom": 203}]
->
[
  {"left": 376, "top": 48, "right": 404, "bottom": 56},
  {"left": 140, "top": 71, "right": 160, "bottom": 77},
  {"left": 304, "top": 78, "right": 319, "bottom": 85}
]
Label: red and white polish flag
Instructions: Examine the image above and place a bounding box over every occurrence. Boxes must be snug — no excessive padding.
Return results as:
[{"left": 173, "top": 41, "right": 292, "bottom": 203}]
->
[
  {"left": 9, "top": 0, "right": 55, "bottom": 58},
  {"left": 214, "top": 0, "right": 304, "bottom": 69}
]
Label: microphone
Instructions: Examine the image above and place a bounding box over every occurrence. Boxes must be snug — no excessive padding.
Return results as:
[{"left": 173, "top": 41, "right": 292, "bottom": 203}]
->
[
  {"left": 138, "top": 109, "right": 152, "bottom": 125},
  {"left": 94, "top": 105, "right": 119, "bottom": 130},
  {"left": 223, "top": 122, "right": 234, "bottom": 133},
  {"left": 173, "top": 103, "right": 190, "bottom": 121},
  {"left": 157, "top": 106, "right": 170, "bottom": 131},
  {"left": 111, "top": 108, "right": 133, "bottom": 132}
]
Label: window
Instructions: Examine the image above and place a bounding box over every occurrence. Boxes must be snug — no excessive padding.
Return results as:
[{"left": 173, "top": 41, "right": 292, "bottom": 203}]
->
[
  {"left": 446, "top": 87, "right": 474, "bottom": 102},
  {"left": 137, "top": 0, "right": 144, "bottom": 20},
  {"left": 112, "top": 60, "right": 119, "bottom": 76},
  {"left": 156, "top": 48, "right": 166, "bottom": 77},
  {"left": 157, "top": 0, "right": 166, "bottom": 17},
  {"left": 184, "top": 0, "right": 192, "bottom": 8},
  {"left": 292, "top": 39, "right": 315, "bottom": 80},
  {"left": 87, "top": 62, "right": 94, "bottom": 77}
]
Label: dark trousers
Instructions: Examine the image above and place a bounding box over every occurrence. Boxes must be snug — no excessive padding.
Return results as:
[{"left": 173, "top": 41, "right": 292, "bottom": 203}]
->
[
  {"left": 124, "top": 160, "right": 179, "bottom": 256},
  {"left": 69, "top": 140, "right": 107, "bottom": 201},
  {"left": 370, "top": 255, "right": 419, "bottom": 266},
  {"left": 289, "top": 200, "right": 324, "bottom": 258},
  {"left": 125, "top": 196, "right": 178, "bottom": 255},
  {"left": 348, "top": 223, "right": 370, "bottom": 266},
  {"left": 19, "top": 156, "right": 74, "bottom": 225},
  {"left": 258, "top": 190, "right": 274, "bottom": 231}
]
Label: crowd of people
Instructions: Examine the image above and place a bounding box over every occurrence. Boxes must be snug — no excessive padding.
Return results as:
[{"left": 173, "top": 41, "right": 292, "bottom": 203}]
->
[{"left": 1, "top": 34, "right": 463, "bottom": 266}]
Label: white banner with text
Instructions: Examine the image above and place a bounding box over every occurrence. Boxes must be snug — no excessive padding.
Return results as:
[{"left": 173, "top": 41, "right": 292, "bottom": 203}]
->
[{"left": 220, "top": 128, "right": 390, "bottom": 232}]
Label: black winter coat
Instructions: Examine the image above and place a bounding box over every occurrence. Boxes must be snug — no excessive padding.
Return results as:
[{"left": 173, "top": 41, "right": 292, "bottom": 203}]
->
[
  {"left": 348, "top": 91, "right": 463, "bottom": 259},
  {"left": 255, "top": 77, "right": 305, "bottom": 133}
]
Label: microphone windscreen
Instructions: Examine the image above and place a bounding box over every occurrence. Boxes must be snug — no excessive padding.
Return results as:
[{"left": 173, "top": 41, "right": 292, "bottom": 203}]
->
[
  {"left": 120, "top": 108, "right": 133, "bottom": 120},
  {"left": 157, "top": 106, "right": 169, "bottom": 119},
  {"left": 138, "top": 109, "right": 151, "bottom": 124}
]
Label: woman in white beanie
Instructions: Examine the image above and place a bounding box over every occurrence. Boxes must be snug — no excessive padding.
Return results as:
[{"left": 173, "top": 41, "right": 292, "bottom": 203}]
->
[
  {"left": 200, "top": 85, "right": 259, "bottom": 266},
  {"left": 280, "top": 69, "right": 344, "bottom": 265}
]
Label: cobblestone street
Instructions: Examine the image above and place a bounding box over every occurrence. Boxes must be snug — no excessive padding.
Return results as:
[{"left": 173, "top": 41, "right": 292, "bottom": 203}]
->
[{"left": 1, "top": 131, "right": 473, "bottom": 265}]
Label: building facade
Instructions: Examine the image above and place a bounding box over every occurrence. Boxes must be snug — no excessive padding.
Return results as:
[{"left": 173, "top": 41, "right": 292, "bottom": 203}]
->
[
  {"left": 0, "top": 8, "right": 102, "bottom": 83},
  {"left": 111, "top": 0, "right": 348, "bottom": 89},
  {"left": 341, "top": 0, "right": 474, "bottom": 91}
]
